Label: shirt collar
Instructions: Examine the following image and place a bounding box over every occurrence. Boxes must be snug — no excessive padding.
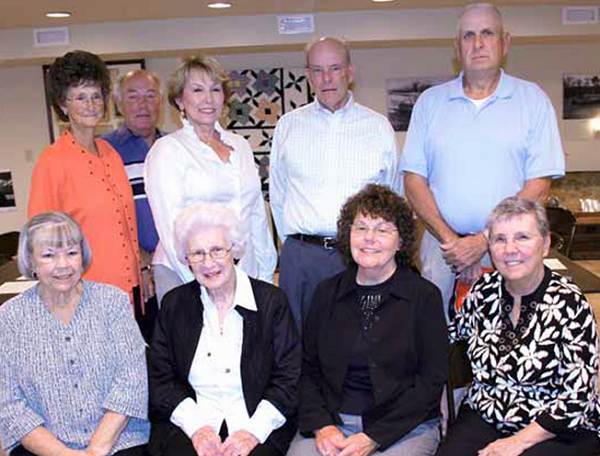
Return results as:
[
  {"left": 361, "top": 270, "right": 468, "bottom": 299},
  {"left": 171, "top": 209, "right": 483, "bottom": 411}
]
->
[
  {"left": 313, "top": 91, "right": 355, "bottom": 115},
  {"left": 448, "top": 69, "right": 515, "bottom": 101},
  {"left": 199, "top": 266, "right": 257, "bottom": 312},
  {"left": 111, "top": 124, "right": 163, "bottom": 146},
  {"left": 182, "top": 118, "right": 232, "bottom": 141},
  {"left": 335, "top": 264, "right": 414, "bottom": 302}
]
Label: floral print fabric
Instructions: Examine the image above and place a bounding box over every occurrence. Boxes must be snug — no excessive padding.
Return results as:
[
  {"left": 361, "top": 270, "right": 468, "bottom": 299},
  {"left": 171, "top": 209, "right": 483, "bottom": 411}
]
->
[{"left": 450, "top": 269, "right": 600, "bottom": 436}]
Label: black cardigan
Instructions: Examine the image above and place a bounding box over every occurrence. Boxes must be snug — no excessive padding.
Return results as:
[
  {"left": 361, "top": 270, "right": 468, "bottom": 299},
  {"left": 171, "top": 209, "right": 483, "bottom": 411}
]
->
[
  {"left": 300, "top": 266, "right": 448, "bottom": 450},
  {"left": 148, "top": 277, "right": 301, "bottom": 454}
]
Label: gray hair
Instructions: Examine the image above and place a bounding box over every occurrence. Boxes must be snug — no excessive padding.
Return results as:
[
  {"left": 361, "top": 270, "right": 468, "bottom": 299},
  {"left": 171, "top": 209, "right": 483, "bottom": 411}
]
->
[
  {"left": 304, "top": 36, "right": 352, "bottom": 67},
  {"left": 457, "top": 3, "right": 504, "bottom": 35},
  {"left": 174, "top": 202, "right": 246, "bottom": 265},
  {"left": 485, "top": 196, "right": 550, "bottom": 239},
  {"left": 18, "top": 212, "right": 92, "bottom": 279},
  {"left": 113, "top": 69, "right": 161, "bottom": 103}
]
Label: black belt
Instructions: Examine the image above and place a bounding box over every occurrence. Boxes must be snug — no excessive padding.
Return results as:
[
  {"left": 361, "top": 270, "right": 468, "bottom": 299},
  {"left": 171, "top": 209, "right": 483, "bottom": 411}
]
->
[{"left": 290, "top": 233, "right": 337, "bottom": 250}]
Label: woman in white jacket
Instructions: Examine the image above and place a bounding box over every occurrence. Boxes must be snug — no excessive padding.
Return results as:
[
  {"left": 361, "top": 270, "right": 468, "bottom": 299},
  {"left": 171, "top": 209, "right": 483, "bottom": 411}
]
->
[{"left": 145, "top": 55, "right": 276, "bottom": 304}]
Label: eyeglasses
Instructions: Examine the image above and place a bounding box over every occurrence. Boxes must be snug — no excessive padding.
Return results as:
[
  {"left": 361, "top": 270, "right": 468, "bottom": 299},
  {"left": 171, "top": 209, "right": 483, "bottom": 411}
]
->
[
  {"left": 489, "top": 232, "right": 541, "bottom": 249},
  {"left": 66, "top": 93, "right": 104, "bottom": 105},
  {"left": 123, "top": 93, "right": 159, "bottom": 105},
  {"left": 186, "top": 246, "right": 232, "bottom": 263},
  {"left": 351, "top": 223, "right": 398, "bottom": 238},
  {"left": 307, "top": 64, "right": 346, "bottom": 78},
  {"left": 36, "top": 247, "right": 82, "bottom": 264}
]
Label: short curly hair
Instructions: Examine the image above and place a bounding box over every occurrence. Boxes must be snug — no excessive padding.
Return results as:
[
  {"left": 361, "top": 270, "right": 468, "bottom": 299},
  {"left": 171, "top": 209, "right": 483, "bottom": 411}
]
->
[
  {"left": 46, "top": 50, "right": 111, "bottom": 122},
  {"left": 337, "top": 184, "right": 416, "bottom": 268}
]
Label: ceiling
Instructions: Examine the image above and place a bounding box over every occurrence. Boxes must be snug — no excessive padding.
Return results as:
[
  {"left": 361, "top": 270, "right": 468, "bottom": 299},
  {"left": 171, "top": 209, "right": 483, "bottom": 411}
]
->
[{"left": 3, "top": 0, "right": 599, "bottom": 30}]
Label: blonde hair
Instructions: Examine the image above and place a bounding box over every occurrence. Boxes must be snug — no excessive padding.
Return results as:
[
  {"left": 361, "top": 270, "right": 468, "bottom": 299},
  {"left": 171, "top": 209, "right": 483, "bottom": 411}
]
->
[{"left": 167, "top": 55, "right": 231, "bottom": 112}]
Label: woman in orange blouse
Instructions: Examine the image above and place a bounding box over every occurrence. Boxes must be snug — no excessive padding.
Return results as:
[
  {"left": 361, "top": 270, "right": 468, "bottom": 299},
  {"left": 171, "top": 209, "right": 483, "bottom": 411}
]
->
[{"left": 28, "top": 50, "right": 141, "bottom": 308}]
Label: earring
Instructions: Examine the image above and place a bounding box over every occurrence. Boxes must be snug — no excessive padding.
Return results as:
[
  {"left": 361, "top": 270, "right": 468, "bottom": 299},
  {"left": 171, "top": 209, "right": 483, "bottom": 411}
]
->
[{"left": 32, "top": 270, "right": 38, "bottom": 279}]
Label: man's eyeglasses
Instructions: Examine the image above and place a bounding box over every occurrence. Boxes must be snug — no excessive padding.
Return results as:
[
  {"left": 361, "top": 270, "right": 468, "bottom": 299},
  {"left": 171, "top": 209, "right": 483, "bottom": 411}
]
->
[
  {"left": 124, "top": 93, "right": 159, "bottom": 105},
  {"left": 307, "top": 64, "right": 346, "bottom": 78}
]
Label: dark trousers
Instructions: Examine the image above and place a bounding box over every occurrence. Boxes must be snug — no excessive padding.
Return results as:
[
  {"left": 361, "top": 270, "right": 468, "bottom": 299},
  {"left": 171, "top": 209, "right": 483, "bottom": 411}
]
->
[
  {"left": 436, "top": 405, "right": 600, "bottom": 456},
  {"left": 11, "top": 444, "right": 147, "bottom": 455},
  {"left": 149, "top": 423, "right": 282, "bottom": 456},
  {"left": 278, "top": 237, "right": 345, "bottom": 333}
]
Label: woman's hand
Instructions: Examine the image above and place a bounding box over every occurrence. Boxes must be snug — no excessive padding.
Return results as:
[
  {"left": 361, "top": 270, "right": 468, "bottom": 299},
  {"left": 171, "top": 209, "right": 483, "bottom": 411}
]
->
[
  {"left": 478, "top": 436, "right": 527, "bottom": 456},
  {"left": 191, "top": 426, "right": 222, "bottom": 456},
  {"left": 337, "top": 432, "right": 377, "bottom": 456},
  {"left": 315, "top": 425, "right": 345, "bottom": 456},
  {"left": 479, "top": 422, "right": 554, "bottom": 456},
  {"left": 221, "top": 430, "right": 259, "bottom": 456}
]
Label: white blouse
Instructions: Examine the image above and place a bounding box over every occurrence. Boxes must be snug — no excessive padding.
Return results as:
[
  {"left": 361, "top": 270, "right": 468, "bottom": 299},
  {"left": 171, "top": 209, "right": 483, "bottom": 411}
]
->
[
  {"left": 169, "top": 268, "right": 285, "bottom": 442},
  {"left": 145, "top": 119, "right": 277, "bottom": 283}
]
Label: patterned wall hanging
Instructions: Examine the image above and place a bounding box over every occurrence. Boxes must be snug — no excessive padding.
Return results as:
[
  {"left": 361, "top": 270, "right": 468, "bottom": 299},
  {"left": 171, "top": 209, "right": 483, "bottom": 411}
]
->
[{"left": 225, "top": 67, "right": 313, "bottom": 200}]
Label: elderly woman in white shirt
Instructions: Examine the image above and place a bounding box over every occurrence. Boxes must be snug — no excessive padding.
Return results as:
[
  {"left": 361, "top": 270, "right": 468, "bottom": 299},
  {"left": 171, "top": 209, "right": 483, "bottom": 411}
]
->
[
  {"left": 148, "top": 202, "right": 300, "bottom": 456},
  {"left": 145, "top": 55, "right": 277, "bottom": 305}
]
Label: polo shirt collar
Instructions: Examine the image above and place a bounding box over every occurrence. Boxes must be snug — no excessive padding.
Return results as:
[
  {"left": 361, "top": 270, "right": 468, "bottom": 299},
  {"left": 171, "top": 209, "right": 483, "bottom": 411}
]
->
[
  {"left": 335, "top": 264, "right": 413, "bottom": 302},
  {"left": 449, "top": 69, "right": 515, "bottom": 101},
  {"left": 111, "top": 124, "right": 163, "bottom": 146}
]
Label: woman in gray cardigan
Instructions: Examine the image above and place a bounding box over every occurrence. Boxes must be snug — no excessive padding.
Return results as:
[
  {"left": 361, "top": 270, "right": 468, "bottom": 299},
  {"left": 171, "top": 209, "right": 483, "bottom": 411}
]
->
[{"left": 0, "top": 212, "right": 149, "bottom": 456}]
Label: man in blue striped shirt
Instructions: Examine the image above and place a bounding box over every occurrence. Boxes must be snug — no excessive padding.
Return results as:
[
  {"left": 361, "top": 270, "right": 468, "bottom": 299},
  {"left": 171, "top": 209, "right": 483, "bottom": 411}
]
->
[{"left": 104, "top": 69, "right": 164, "bottom": 338}]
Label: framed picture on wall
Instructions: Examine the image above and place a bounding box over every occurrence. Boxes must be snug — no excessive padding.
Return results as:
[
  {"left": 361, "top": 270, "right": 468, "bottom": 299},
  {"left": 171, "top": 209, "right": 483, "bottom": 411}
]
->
[
  {"left": 0, "top": 169, "right": 16, "bottom": 211},
  {"left": 563, "top": 73, "right": 600, "bottom": 120},
  {"left": 42, "top": 58, "right": 145, "bottom": 143},
  {"left": 386, "top": 75, "right": 452, "bottom": 131}
]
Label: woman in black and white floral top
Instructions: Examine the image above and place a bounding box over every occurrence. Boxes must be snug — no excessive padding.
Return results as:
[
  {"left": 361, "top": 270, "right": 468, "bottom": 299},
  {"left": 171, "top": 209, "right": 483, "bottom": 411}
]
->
[{"left": 437, "top": 197, "right": 600, "bottom": 456}]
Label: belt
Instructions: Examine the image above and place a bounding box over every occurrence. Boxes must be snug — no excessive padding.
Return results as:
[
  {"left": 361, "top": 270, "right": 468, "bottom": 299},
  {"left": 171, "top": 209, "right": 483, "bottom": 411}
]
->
[{"left": 290, "top": 233, "right": 337, "bottom": 250}]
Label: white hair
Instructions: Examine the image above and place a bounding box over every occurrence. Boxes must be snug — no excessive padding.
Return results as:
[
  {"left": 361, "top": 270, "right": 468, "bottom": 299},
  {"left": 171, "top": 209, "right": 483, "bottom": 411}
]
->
[
  {"left": 112, "top": 69, "right": 162, "bottom": 103},
  {"left": 173, "top": 201, "right": 246, "bottom": 264},
  {"left": 457, "top": 3, "right": 504, "bottom": 35}
]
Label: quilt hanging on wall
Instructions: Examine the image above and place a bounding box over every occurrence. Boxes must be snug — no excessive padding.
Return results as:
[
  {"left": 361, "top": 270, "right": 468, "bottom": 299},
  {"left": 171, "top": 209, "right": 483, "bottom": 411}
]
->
[{"left": 224, "top": 67, "right": 313, "bottom": 200}]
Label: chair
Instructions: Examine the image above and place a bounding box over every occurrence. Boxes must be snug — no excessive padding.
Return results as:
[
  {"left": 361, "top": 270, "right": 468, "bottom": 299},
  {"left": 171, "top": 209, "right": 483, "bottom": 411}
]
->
[
  {"left": 546, "top": 207, "right": 576, "bottom": 257},
  {"left": 0, "top": 231, "right": 19, "bottom": 265},
  {"left": 446, "top": 340, "right": 473, "bottom": 425}
]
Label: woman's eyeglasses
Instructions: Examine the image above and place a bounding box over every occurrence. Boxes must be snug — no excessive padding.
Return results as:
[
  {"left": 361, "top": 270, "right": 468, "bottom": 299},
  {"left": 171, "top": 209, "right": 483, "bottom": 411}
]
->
[
  {"left": 186, "top": 246, "right": 232, "bottom": 263},
  {"left": 351, "top": 223, "right": 398, "bottom": 238}
]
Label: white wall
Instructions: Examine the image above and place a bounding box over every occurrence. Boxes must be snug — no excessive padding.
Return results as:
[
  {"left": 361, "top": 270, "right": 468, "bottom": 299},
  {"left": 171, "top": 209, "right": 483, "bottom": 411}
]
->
[
  {"left": 0, "top": 65, "right": 49, "bottom": 231},
  {"left": 1, "top": 40, "right": 599, "bottom": 231},
  {"left": 1, "top": 5, "right": 598, "bottom": 64}
]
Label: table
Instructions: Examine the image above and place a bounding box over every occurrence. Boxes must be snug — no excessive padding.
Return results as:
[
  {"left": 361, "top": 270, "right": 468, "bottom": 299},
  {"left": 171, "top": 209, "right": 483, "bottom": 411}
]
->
[
  {"left": 571, "top": 212, "right": 600, "bottom": 260},
  {"left": 553, "top": 250, "right": 600, "bottom": 293},
  {"left": 0, "top": 260, "right": 32, "bottom": 305}
]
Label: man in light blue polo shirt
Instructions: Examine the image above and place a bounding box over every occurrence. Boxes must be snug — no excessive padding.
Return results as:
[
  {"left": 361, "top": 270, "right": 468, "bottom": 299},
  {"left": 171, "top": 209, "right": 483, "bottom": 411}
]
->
[{"left": 401, "top": 2, "right": 564, "bottom": 320}]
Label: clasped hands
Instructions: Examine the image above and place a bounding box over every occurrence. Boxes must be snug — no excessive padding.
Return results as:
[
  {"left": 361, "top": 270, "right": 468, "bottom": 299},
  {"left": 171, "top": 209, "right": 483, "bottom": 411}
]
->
[
  {"left": 315, "top": 425, "right": 378, "bottom": 456},
  {"left": 191, "top": 426, "right": 259, "bottom": 456},
  {"left": 440, "top": 232, "right": 488, "bottom": 284}
]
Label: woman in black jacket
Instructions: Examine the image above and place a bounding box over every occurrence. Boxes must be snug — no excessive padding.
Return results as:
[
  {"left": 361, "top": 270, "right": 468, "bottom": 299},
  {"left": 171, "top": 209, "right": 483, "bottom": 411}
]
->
[
  {"left": 148, "top": 202, "right": 300, "bottom": 456},
  {"left": 288, "top": 184, "right": 448, "bottom": 456}
]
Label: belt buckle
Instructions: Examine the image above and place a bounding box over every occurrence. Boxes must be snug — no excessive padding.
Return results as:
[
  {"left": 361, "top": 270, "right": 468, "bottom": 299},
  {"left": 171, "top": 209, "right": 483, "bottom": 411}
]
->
[{"left": 323, "top": 237, "right": 336, "bottom": 250}]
